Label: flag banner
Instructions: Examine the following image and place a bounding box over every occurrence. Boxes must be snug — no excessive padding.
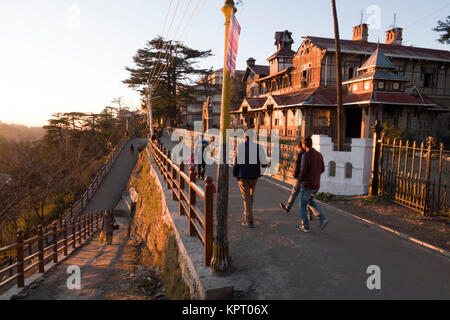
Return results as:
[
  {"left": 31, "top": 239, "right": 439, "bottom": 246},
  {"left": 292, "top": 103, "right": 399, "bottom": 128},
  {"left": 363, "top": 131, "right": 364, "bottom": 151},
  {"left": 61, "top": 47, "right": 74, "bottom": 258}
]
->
[{"left": 226, "top": 10, "right": 241, "bottom": 77}]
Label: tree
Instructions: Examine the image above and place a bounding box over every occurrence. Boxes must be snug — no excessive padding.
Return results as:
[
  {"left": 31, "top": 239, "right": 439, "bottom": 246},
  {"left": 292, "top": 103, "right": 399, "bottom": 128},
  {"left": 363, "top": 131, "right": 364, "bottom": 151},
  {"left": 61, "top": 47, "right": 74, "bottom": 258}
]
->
[
  {"left": 434, "top": 16, "right": 450, "bottom": 44},
  {"left": 123, "top": 37, "right": 212, "bottom": 124}
]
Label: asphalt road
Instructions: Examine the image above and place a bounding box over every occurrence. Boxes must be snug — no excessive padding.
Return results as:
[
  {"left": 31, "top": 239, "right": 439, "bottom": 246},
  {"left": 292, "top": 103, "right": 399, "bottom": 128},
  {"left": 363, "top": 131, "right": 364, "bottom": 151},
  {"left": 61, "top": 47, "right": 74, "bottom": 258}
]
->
[{"left": 161, "top": 133, "right": 450, "bottom": 300}]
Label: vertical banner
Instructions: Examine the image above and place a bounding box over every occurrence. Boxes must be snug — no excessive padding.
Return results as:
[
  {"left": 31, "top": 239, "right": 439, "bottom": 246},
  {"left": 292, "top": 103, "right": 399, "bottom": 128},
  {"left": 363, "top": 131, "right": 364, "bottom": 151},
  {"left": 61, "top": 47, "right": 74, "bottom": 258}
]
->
[{"left": 225, "top": 11, "right": 241, "bottom": 77}]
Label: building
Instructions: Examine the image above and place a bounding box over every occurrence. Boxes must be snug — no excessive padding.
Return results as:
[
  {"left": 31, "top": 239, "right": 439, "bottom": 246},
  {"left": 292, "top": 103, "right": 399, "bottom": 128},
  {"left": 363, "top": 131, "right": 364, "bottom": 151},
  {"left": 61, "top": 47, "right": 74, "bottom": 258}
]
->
[
  {"left": 185, "top": 68, "right": 245, "bottom": 130},
  {"left": 232, "top": 24, "right": 450, "bottom": 142}
]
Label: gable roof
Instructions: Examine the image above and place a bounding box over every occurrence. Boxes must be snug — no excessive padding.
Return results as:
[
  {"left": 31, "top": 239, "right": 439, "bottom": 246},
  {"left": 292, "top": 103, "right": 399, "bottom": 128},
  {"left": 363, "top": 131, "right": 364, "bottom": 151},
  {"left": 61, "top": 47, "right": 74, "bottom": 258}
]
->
[
  {"left": 242, "top": 65, "right": 270, "bottom": 82},
  {"left": 307, "top": 36, "right": 450, "bottom": 63}
]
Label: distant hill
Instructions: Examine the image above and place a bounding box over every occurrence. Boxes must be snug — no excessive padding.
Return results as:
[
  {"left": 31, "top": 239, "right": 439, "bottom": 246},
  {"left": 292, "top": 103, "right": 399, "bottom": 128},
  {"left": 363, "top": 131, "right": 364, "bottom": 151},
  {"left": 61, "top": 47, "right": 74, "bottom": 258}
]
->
[{"left": 0, "top": 121, "right": 45, "bottom": 141}]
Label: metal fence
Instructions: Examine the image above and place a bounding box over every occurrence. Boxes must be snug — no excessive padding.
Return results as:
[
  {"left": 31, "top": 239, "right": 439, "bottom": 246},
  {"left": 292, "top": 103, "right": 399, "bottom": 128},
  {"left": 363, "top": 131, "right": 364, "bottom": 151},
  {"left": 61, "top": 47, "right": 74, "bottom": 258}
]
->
[{"left": 377, "top": 136, "right": 449, "bottom": 216}]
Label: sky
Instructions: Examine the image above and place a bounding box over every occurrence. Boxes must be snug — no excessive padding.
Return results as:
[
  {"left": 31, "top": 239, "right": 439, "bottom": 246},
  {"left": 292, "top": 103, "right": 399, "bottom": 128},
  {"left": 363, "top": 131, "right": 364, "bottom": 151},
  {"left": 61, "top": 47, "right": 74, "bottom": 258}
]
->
[{"left": 0, "top": 0, "right": 449, "bottom": 127}]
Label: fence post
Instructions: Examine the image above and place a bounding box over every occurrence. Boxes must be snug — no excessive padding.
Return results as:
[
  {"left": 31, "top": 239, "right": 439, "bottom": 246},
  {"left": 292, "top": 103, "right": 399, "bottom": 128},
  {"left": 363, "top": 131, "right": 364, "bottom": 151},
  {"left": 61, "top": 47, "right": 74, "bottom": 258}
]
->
[
  {"left": 16, "top": 229, "right": 24, "bottom": 287},
  {"left": 424, "top": 137, "right": 433, "bottom": 216},
  {"left": 167, "top": 150, "right": 172, "bottom": 189},
  {"left": 83, "top": 215, "right": 87, "bottom": 240},
  {"left": 96, "top": 211, "right": 99, "bottom": 233},
  {"left": 52, "top": 223, "right": 58, "bottom": 263},
  {"left": 179, "top": 162, "right": 185, "bottom": 216},
  {"left": 59, "top": 215, "right": 63, "bottom": 229},
  {"left": 78, "top": 217, "right": 82, "bottom": 245},
  {"left": 369, "top": 121, "right": 383, "bottom": 196},
  {"left": 72, "top": 219, "right": 76, "bottom": 249},
  {"left": 204, "top": 177, "right": 214, "bottom": 266},
  {"left": 188, "top": 167, "right": 196, "bottom": 236},
  {"left": 63, "top": 222, "right": 68, "bottom": 256},
  {"left": 37, "top": 225, "right": 44, "bottom": 273}
]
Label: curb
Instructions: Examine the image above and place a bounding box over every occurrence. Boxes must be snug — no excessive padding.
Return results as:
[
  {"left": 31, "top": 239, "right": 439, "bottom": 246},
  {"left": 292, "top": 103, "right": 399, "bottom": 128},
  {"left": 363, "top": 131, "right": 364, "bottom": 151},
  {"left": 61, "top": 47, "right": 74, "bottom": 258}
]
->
[{"left": 261, "top": 176, "right": 450, "bottom": 260}]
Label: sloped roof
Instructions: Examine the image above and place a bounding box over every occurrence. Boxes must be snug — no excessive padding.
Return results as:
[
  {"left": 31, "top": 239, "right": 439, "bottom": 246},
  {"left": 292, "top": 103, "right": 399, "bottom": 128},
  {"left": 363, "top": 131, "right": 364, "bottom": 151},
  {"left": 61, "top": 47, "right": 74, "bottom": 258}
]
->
[
  {"left": 307, "top": 36, "right": 450, "bottom": 62},
  {"left": 267, "top": 47, "right": 296, "bottom": 61},
  {"left": 359, "top": 47, "right": 397, "bottom": 71},
  {"left": 343, "top": 70, "right": 408, "bottom": 84}
]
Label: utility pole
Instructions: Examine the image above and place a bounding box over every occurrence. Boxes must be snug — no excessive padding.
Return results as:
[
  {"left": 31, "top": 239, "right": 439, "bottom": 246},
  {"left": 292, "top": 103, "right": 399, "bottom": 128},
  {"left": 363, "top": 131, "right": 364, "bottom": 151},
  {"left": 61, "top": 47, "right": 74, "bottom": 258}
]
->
[
  {"left": 210, "top": 0, "right": 236, "bottom": 273},
  {"left": 331, "top": 0, "right": 343, "bottom": 151},
  {"left": 147, "top": 82, "right": 154, "bottom": 136}
]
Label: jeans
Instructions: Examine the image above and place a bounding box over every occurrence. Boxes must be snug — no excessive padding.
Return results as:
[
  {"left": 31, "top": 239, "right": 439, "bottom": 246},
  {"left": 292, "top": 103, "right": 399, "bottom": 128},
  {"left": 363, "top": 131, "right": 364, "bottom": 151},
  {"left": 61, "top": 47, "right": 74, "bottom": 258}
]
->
[
  {"left": 300, "top": 189, "right": 326, "bottom": 229},
  {"left": 287, "top": 180, "right": 313, "bottom": 217}
]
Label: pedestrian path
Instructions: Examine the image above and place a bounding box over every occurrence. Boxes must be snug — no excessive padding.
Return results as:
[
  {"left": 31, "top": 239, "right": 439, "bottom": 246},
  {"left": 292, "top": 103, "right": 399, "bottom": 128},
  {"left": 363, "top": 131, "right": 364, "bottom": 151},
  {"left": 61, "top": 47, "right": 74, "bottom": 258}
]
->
[{"left": 160, "top": 133, "right": 450, "bottom": 299}]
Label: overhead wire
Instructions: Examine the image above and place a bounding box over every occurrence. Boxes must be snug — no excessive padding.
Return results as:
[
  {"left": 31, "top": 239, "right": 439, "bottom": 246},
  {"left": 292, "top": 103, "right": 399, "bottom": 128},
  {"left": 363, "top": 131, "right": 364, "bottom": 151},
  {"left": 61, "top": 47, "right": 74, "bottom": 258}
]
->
[
  {"left": 146, "top": 0, "right": 178, "bottom": 87},
  {"left": 150, "top": 0, "right": 194, "bottom": 90},
  {"left": 151, "top": 0, "right": 206, "bottom": 93}
]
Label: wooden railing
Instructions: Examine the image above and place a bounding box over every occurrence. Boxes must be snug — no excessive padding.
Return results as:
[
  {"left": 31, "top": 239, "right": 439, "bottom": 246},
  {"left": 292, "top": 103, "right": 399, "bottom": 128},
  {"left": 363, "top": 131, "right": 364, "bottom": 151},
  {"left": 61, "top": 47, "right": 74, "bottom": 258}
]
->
[
  {"left": 147, "top": 139, "right": 214, "bottom": 267},
  {"left": 0, "top": 211, "right": 103, "bottom": 290},
  {"left": 61, "top": 134, "right": 128, "bottom": 223}
]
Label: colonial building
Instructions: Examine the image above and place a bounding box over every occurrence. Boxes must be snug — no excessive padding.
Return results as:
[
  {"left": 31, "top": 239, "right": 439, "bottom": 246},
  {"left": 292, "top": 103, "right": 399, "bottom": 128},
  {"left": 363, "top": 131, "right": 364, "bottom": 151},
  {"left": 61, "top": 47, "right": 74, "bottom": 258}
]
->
[
  {"left": 185, "top": 68, "right": 245, "bottom": 130},
  {"left": 232, "top": 24, "right": 450, "bottom": 142}
]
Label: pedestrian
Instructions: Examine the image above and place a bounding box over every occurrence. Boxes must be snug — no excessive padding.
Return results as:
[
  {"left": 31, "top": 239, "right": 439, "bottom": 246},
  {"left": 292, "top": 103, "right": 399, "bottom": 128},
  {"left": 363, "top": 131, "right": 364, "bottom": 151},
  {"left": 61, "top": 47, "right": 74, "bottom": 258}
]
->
[
  {"left": 279, "top": 141, "right": 314, "bottom": 220},
  {"left": 233, "top": 132, "right": 267, "bottom": 228},
  {"left": 195, "top": 135, "right": 209, "bottom": 180},
  {"left": 130, "top": 144, "right": 134, "bottom": 155},
  {"left": 101, "top": 210, "right": 117, "bottom": 245},
  {"left": 297, "top": 137, "right": 328, "bottom": 233}
]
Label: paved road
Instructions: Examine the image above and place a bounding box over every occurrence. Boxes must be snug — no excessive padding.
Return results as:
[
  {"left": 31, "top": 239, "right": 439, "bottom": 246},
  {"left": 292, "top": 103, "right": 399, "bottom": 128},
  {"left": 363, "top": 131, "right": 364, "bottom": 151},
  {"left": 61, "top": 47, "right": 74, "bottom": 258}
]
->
[
  {"left": 82, "top": 138, "right": 147, "bottom": 215},
  {"left": 161, "top": 133, "right": 450, "bottom": 300}
]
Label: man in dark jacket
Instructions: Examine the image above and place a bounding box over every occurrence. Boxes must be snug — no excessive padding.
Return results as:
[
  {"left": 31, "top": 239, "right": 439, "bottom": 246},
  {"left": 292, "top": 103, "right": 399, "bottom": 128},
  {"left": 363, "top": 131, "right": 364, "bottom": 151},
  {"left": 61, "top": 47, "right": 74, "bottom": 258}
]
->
[
  {"left": 233, "top": 135, "right": 267, "bottom": 228},
  {"left": 297, "top": 137, "right": 328, "bottom": 232}
]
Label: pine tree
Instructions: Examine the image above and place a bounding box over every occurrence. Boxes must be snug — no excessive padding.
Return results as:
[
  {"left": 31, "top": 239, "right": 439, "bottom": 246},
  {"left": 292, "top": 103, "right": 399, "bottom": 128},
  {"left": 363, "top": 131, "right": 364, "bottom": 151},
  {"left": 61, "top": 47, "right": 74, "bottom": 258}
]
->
[{"left": 123, "top": 37, "right": 212, "bottom": 125}]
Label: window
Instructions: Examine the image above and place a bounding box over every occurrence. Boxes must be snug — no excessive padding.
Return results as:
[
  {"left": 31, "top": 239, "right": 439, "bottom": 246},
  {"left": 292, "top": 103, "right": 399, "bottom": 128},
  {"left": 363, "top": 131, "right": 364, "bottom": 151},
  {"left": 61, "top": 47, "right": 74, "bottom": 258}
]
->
[
  {"left": 352, "top": 84, "right": 358, "bottom": 91},
  {"left": 329, "top": 161, "right": 336, "bottom": 177},
  {"left": 393, "top": 82, "right": 400, "bottom": 91},
  {"left": 345, "top": 163, "right": 352, "bottom": 179},
  {"left": 348, "top": 67, "right": 355, "bottom": 80},
  {"left": 377, "top": 81, "right": 385, "bottom": 90},
  {"left": 423, "top": 68, "right": 438, "bottom": 88},
  {"left": 364, "top": 81, "right": 370, "bottom": 90},
  {"left": 313, "top": 109, "right": 331, "bottom": 127}
]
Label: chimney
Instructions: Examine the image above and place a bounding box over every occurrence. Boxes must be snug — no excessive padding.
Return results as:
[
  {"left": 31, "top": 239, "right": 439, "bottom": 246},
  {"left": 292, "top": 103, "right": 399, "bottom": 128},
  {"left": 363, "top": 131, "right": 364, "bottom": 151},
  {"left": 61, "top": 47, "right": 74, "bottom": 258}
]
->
[
  {"left": 386, "top": 27, "right": 403, "bottom": 45},
  {"left": 352, "top": 23, "right": 369, "bottom": 42},
  {"left": 247, "top": 57, "right": 256, "bottom": 67}
]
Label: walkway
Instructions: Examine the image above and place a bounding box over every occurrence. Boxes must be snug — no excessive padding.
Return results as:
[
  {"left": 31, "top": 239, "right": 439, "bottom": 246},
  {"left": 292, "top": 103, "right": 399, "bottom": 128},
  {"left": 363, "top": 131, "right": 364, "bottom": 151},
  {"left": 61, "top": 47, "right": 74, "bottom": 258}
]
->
[
  {"left": 161, "top": 133, "right": 450, "bottom": 299},
  {"left": 17, "top": 138, "right": 147, "bottom": 300}
]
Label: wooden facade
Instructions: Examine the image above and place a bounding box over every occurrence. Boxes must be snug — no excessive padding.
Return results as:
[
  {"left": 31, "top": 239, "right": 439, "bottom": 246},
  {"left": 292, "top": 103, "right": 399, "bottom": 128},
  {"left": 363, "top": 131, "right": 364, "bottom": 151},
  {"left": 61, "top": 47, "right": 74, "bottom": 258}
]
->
[{"left": 233, "top": 25, "right": 450, "bottom": 143}]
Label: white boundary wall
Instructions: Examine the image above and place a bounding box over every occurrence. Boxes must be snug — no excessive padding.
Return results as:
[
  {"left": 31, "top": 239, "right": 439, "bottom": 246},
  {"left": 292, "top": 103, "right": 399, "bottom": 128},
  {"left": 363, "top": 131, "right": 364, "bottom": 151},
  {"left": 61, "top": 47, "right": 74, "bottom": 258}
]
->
[{"left": 313, "top": 135, "right": 373, "bottom": 196}]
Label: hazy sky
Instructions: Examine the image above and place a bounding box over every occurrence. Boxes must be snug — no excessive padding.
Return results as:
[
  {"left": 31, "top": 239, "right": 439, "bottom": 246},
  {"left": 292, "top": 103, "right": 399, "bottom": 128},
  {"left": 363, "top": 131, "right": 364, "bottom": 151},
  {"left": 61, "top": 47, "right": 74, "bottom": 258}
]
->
[{"left": 0, "top": 0, "right": 449, "bottom": 127}]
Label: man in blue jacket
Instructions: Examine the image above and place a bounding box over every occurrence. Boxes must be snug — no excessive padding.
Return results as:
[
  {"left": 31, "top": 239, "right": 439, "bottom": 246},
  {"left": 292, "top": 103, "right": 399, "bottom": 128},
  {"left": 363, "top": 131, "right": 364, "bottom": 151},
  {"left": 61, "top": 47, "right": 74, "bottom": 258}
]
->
[{"left": 233, "top": 134, "right": 267, "bottom": 228}]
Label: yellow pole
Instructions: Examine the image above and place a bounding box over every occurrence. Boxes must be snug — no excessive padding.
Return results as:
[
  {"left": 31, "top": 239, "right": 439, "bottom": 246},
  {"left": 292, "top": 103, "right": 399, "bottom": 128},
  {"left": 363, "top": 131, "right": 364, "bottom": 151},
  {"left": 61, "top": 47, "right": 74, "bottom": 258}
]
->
[{"left": 211, "top": 0, "right": 236, "bottom": 273}]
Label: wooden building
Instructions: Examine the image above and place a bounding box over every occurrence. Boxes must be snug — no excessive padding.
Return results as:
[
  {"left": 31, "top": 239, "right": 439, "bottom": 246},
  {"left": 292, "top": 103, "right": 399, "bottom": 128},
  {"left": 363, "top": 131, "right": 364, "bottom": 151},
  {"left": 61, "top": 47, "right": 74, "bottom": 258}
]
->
[{"left": 232, "top": 24, "right": 450, "bottom": 142}]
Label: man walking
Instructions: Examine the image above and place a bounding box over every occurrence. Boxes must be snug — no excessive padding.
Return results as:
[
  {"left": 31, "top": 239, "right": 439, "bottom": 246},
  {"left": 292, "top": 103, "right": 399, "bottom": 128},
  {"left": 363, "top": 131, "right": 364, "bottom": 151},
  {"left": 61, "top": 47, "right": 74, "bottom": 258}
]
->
[
  {"left": 233, "top": 133, "right": 266, "bottom": 228},
  {"left": 297, "top": 137, "right": 328, "bottom": 232},
  {"left": 279, "top": 141, "right": 314, "bottom": 220}
]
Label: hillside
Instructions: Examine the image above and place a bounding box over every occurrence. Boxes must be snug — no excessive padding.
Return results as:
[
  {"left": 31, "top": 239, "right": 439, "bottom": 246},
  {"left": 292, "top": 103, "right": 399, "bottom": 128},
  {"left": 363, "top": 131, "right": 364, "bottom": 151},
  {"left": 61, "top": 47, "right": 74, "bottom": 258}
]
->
[{"left": 0, "top": 121, "right": 45, "bottom": 141}]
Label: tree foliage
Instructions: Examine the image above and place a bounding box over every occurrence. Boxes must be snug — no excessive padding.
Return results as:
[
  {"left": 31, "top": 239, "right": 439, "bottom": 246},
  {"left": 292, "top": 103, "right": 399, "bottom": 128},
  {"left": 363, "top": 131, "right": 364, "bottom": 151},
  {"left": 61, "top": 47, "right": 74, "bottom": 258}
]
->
[
  {"left": 0, "top": 109, "right": 132, "bottom": 245},
  {"left": 434, "top": 16, "right": 450, "bottom": 44},
  {"left": 123, "top": 37, "right": 212, "bottom": 125}
]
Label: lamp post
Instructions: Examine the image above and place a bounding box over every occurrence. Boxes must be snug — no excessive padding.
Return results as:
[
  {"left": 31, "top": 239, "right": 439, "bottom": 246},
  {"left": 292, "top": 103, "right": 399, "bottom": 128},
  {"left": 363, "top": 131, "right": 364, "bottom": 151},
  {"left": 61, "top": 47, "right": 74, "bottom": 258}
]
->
[
  {"left": 210, "top": 0, "right": 236, "bottom": 273},
  {"left": 331, "top": 0, "right": 343, "bottom": 151},
  {"left": 146, "top": 82, "right": 154, "bottom": 136}
]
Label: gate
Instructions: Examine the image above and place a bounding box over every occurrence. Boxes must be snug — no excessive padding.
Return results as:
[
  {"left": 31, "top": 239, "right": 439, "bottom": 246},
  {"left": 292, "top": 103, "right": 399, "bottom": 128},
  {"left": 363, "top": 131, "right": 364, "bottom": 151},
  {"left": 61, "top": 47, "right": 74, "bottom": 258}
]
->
[{"left": 370, "top": 122, "right": 449, "bottom": 216}]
